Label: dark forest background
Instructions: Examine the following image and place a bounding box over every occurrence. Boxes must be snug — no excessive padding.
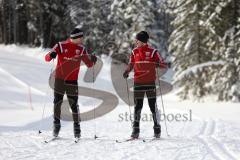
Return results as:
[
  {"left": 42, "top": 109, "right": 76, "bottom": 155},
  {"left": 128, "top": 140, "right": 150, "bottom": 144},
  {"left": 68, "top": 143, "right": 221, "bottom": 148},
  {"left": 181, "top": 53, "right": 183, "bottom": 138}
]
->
[{"left": 0, "top": 0, "right": 240, "bottom": 102}]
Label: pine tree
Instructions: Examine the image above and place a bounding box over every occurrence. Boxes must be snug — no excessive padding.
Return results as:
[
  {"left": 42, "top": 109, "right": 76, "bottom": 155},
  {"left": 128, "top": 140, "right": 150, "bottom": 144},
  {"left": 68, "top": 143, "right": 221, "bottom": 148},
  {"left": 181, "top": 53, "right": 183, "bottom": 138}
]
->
[
  {"left": 110, "top": 0, "right": 155, "bottom": 58},
  {"left": 151, "top": 0, "right": 172, "bottom": 57},
  {"left": 1, "top": 0, "right": 35, "bottom": 45},
  {"left": 23, "top": 0, "right": 41, "bottom": 46},
  {"left": 194, "top": 0, "right": 232, "bottom": 100},
  {"left": 213, "top": 0, "right": 240, "bottom": 101},
  {"left": 14, "top": 0, "right": 29, "bottom": 44},
  {"left": 39, "top": 0, "right": 72, "bottom": 48},
  {"left": 1, "top": 0, "right": 15, "bottom": 44},
  {"left": 169, "top": 0, "right": 216, "bottom": 100},
  {"left": 68, "top": 0, "right": 112, "bottom": 55},
  {"left": 0, "top": 0, "right": 3, "bottom": 43}
]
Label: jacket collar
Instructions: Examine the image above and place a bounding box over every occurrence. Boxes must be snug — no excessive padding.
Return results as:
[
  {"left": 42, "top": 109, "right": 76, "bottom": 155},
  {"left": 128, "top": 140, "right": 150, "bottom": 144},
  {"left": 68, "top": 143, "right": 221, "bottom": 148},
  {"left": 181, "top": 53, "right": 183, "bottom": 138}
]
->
[
  {"left": 137, "top": 44, "right": 149, "bottom": 51},
  {"left": 138, "top": 44, "right": 148, "bottom": 49}
]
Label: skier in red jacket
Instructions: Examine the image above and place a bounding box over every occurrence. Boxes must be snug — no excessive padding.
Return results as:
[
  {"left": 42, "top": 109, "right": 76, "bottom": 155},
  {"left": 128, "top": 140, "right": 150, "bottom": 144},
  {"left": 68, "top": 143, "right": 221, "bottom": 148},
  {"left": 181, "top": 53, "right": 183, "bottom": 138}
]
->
[
  {"left": 45, "top": 28, "right": 97, "bottom": 138},
  {"left": 123, "top": 31, "right": 167, "bottom": 139}
]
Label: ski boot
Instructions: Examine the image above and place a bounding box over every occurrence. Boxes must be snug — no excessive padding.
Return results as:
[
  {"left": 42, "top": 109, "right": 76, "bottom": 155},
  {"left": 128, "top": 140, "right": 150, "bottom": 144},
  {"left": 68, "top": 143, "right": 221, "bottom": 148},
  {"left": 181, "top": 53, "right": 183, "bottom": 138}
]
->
[
  {"left": 131, "top": 127, "right": 140, "bottom": 139},
  {"left": 53, "top": 123, "right": 61, "bottom": 137},
  {"left": 74, "top": 122, "right": 81, "bottom": 138},
  {"left": 153, "top": 125, "right": 161, "bottom": 139}
]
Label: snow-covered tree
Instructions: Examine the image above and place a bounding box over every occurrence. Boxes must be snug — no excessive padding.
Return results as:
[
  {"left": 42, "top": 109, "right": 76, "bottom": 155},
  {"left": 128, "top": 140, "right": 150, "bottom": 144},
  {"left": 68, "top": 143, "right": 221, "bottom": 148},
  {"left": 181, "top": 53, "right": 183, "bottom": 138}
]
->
[
  {"left": 213, "top": 0, "right": 240, "bottom": 101},
  {"left": 69, "top": 0, "right": 112, "bottom": 55},
  {"left": 0, "top": 0, "right": 3, "bottom": 43},
  {"left": 39, "top": 0, "right": 72, "bottom": 48},
  {"left": 151, "top": 0, "right": 172, "bottom": 58},
  {"left": 169, "top": 0, "right": 217, "bottom": 100},
  {"left": 169, "top": 0, "right": 240, "bottom": 101},
  {"left": 110, "top": 0, "right": 155, "bottom": 58}
]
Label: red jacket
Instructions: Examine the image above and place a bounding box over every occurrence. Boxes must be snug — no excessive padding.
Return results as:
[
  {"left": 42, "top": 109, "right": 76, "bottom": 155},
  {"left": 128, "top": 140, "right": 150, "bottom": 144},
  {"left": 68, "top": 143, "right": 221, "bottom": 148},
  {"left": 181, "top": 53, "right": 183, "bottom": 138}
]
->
[
  {"left": 126, "top": 44, "right": 166, "bottom": 84},
  {"left": 45, "top": 39, "right": 94, "bottom": 81}
]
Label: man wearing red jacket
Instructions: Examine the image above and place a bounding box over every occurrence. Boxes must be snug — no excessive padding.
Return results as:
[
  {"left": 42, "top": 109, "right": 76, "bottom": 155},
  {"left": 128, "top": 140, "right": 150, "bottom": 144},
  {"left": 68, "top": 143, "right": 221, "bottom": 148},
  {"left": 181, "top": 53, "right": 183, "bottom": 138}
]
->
[
  {"left": 123, "top": 31, "right": 167, "bottom": 139},
  {"left": 45, "top": 28, "right": 97, "bottom": 138}
]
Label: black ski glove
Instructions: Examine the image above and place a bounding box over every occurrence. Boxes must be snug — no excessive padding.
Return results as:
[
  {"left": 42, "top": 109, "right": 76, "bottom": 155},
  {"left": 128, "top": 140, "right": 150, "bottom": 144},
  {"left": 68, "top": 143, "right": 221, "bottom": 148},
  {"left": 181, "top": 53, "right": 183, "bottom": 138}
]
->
[
  {"left": 90, "top": 55, "right": 97, "bottom": 63},
  {"left": 50, "top": 52, "right": 57, "bottom": 59},
  {"left": 123, "top": 70, "right": 129, "bottom": 79},
  {"left": 167, "top": 62, "right": 171, "bottom": 68}
]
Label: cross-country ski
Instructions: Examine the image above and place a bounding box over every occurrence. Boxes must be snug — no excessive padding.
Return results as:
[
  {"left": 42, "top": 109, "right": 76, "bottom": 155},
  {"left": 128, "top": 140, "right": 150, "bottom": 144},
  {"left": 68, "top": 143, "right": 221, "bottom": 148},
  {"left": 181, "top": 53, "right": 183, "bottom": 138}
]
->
[
  {"left": 44, "top": 137, "right": 60, "bottom": 144},
  {"left": 115, "top": 138, "right": 140, "bottom": 143}
]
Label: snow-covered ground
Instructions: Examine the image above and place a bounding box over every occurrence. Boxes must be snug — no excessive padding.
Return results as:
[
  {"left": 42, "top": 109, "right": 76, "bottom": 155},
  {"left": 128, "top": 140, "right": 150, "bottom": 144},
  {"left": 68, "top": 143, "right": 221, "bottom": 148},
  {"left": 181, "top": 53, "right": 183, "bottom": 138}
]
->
[{"left": 0, "top": 45, "right": 240, "bottom": 160}]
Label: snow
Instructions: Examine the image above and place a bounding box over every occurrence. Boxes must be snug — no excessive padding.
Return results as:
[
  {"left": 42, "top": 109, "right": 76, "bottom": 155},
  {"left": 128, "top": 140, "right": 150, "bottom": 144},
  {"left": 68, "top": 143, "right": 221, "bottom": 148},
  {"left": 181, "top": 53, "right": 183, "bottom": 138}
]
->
[
  {"left": 230, "top": 83, "right": 240, "bottom": 102},
  {"left": 27, "top": 22, "right": 37, "bottom": 32},
  {"left": 215, "top": 6, "right": 221, "bottom": 14},
  {"left": 174, "top": 61, "right": 225, "bottom": 83},
  {"left": 0, "top": 45, "right": 240, "bottom": 160},
  {"left": 184, "top": 36, "right": 193, "bottom": 51}
]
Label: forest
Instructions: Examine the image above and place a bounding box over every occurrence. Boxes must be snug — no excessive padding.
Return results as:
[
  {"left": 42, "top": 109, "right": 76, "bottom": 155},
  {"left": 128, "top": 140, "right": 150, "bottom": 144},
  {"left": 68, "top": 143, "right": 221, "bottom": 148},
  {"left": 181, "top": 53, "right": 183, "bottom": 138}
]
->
[{"left": 0, "top": 0, "right": 239, "bottom": 102}]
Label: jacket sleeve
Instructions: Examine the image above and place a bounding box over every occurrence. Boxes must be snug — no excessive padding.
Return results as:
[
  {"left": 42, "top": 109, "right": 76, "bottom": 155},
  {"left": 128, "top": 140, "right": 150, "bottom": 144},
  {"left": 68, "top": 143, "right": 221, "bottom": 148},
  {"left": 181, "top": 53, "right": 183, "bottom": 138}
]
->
[
  {"left": 81, "top": 48, "right": 94, "bottom": 68},
  {"left": 125, "top": 51, "right": 135, "bottom": 73},
  {"left": 153, "top": 50, "right": 166, "bottom": 69},
  {"left": 45, "top": 43, "right": 60, "bottom": 62}
]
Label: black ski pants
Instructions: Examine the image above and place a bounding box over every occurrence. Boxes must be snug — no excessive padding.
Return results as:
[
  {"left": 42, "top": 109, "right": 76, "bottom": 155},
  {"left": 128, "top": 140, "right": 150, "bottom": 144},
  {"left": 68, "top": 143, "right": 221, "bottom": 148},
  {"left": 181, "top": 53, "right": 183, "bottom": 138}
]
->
[
  {"left": 53, "top": 79, "right": 80, "bottom": 125},
  {"left": 133, "top": 83, "right": 161, "bottom": 129}
]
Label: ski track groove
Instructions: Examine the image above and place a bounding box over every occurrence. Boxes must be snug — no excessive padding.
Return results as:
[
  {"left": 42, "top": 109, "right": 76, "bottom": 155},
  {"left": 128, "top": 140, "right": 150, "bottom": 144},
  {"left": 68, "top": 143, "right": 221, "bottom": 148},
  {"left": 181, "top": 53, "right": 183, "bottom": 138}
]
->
[
  {"left": 1, "top": 120, "right": 239, "bottom": 160},
  {"left": 209, "top": 136, "right": 237, "bottom": 160},
  {"left": 195, "top": 137, "right": 221, "bottom": 160},
  {"left": 195, "top": 120, "right": 220, "bottom": 160},
  {"left": 199, "top": 120, "right": 207, "bottom": 135},
  {"left": 197, "top": 120, "right": 237, "bottom": 160}
]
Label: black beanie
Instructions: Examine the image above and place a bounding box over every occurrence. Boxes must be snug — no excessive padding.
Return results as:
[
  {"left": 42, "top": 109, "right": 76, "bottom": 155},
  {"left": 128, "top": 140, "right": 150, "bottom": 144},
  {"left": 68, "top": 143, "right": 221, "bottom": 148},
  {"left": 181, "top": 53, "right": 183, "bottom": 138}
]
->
[
  {"left": 70, "top": 28, "right": 84, "bottom": 39},
  {"left": 136, "top": 31, "right": 149, "bottom": 43}
]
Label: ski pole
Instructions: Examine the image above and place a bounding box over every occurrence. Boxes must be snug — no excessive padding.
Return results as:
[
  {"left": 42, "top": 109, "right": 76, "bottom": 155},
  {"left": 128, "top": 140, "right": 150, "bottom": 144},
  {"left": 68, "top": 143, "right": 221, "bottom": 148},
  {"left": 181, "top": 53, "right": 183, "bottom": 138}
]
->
[
  {"left": 125, "top": 79, "right": 133, "bottom": 127},
  {"left": 93, "top": 64, "right": 98, "bottom": 139},
  {"left": 91, "top": 50, "right": 98, "bottom": 139},
  {"left": 156, "top": 68, "right": 170, "bottom": 137},
  {"left": 38, "top": 60, "right": 55, "bottom": 134}
]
